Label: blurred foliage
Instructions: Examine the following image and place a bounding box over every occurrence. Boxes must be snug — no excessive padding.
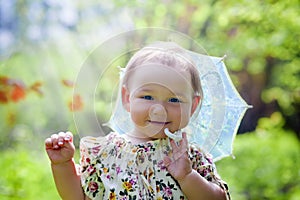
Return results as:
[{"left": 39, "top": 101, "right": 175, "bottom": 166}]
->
[
  {"left": 0, "top": 0, "right": 299, "bottom": 199},
  {"left": 0, "top": 44, "right": 85, "bottom": 149},
  {"left": 0, "top": 147, "right": 60, "bottom": 199},
  {"left": 217, "top": 112, "right": 300, "bottom": 200}
]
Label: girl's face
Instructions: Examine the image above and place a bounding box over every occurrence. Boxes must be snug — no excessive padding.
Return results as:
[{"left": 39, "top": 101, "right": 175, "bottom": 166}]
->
[{"left": 122, "top": 64, "right": 200, "bottom": 140}]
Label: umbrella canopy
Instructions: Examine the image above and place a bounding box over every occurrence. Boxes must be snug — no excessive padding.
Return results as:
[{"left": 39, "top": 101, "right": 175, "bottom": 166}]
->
[
  {"left": 187, "top": 52, "right": 252, "bottom": 161},
  {"left": 107, "top": 50, "right": 251, "bottom": 161}
]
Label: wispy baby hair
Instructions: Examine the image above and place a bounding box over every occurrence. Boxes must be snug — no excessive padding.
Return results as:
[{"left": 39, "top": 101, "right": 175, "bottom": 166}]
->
[{"left": 122, "top": 41, "right": 203, "bottom": 97}]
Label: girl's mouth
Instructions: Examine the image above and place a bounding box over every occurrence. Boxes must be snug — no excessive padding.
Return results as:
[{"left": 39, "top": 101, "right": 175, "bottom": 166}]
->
[{"left": 148, "top": 120, "right": 170, "bottom": 125}]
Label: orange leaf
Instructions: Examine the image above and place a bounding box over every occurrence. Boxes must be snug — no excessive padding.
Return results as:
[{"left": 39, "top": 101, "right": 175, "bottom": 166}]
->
[
  {"left": 30, "top": 81, "right": 43, "bottom": 96},
  {"left": 62, "top": 79, "right": 75, "bottom": 88},
  {"left": 30, "top": 81, "right": 42, "bottom": 88},
  {"left": 10, "top": 84, "right": 26, "bottom": 102},
  {"left": 0, "top": 90, "right": 9, "bottom": 103},
  {"left": 68, "top": 94, "right": 84, "bottom": 112},
  {"left": 0, "top": 76, "right": 9, "bottom": 85}
]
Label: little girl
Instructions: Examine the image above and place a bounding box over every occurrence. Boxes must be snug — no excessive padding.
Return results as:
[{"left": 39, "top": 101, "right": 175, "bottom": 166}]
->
[{"left": 45, "top": 42, "right": 230, "bottom": 200}]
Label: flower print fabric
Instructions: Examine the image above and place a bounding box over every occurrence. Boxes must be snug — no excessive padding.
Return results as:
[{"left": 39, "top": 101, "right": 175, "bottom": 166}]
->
[{"left": 80, "top": 132, "right": 230, "bottom": 200}]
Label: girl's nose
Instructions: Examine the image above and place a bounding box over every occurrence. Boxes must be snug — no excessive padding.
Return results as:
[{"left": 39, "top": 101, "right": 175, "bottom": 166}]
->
[{"left": 149, "top": 103, "right": 167, "bottom": 118}]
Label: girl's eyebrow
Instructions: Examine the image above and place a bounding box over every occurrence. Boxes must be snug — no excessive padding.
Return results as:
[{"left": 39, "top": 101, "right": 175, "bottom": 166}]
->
[
  {"left": 173, "top": 93, "right": 188, "bottom": 98},
  {"left": 136, "top": 88, "right": 153, "bottom": 93}
]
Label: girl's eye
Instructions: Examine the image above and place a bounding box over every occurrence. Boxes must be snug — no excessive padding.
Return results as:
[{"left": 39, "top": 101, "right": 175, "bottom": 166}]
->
[
  {"left": 142, "top": 95, "right": 153, "bottom": 100},
  {"left": 169, "top": 98, "right": 181, "bottom": 103}
]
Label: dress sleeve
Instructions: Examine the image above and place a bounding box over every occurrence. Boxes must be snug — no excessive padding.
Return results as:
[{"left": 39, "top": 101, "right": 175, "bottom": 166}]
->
[
  {"left": 189, "top": 145, "right": 231, "bottom": 200},
  {"left": 79, "top": 137, "right": 105, "bottom": 199}
]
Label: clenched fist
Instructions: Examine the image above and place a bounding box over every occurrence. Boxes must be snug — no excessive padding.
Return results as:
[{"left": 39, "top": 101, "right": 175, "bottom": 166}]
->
[{"left": 45, "top": 131, "right": 75, "bottom": 165}]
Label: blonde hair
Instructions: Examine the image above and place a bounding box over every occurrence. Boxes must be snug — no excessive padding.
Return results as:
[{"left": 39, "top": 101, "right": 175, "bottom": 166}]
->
[{"left": 122, "top": 41, "right": 203, "bottom": 97}]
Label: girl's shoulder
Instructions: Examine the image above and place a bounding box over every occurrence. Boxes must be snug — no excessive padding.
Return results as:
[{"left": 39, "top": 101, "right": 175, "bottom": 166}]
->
[{"left": 79, "top": 132, "right": 129, "bottom": 162}]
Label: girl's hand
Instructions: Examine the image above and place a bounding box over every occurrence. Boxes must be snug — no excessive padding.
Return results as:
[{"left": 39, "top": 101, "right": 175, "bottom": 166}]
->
[
  {"left": 163, "top": 132, "right": 192, "bottom": 181},
  {"left": 45, "top": 131, "right": 75, "bottom": 165}
]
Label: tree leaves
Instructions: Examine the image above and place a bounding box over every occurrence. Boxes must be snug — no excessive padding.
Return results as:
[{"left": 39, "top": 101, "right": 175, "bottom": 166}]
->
[{"left": 0, "top": 76, "right": 42, "bottom": 104}]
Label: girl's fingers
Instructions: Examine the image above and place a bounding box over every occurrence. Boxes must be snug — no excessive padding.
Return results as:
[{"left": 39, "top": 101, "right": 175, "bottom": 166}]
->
[
  {"left": 58, "top": 132, "right": 65, "bottom": 146},
  {"left": 170, "top": 140, "right": 181, "bottom": 154},
  {"left": 60, "top": 132, "right": 73, "bottom": 150},
  {"left": 46, "top": 131, "right": 74, "bottom": 150},
  {"left": 170, "top": 132, "right": 188, "bottom": 149},
  {"left": 45, "top": 138, "right": 53, "bottom": 149},
  {"left": 64, "top": 131, "right": 73, "bottom": 142},
  {"left": 163, "top": 156, "right": 172, "bottom": 167},
  {"left": 181, "top": 132, "right": 189, "bottom": 155},
  {"left": 181, "top": 132, "right": 188, "bottom": 149},
  {"left": 170, "top": 132, "right": 189, "bottom": 161},
  {"left": 51, "top": 134, "right": 59, "bottom": 149}
]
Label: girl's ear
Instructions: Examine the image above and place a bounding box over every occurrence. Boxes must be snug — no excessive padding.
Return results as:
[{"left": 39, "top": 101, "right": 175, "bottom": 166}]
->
[
  {"left": 122, "top": 86, "right": 130, "bottom": 112},
  {"left": 191, "top": 96, "right": 201, "bottom": 115}
]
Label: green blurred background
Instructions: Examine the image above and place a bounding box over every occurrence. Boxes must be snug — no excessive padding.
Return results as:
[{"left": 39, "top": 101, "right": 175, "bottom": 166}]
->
[{"left": 0, "top": 0, "right": 299, "bottom": 199}]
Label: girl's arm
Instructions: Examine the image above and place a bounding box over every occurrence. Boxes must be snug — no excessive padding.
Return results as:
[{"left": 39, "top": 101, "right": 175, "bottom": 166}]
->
[
  {"left": 177, "top": 170, "right": 226, "bottom": 200},
  {"left": 51, "top": 159, "right": 85, "bottom": 200},
  {"left": 45, "top": 132, "right": 90, "bottom": 200},
  {"left": 164, "top": 133, "right": 227, "bottom": 200}
]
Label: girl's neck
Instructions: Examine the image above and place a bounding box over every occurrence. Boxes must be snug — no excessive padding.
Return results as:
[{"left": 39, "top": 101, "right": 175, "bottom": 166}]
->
[
  {"left": 123, "top": 132, "right": 163, "bottom": 145},
  {"left": 123, "top": 133, "right": 151, "bottom": 144}
]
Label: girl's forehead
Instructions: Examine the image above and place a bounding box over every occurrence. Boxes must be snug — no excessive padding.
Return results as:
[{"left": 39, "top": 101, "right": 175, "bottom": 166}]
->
[
  {"left": 130, "top": 63, "right": 189, "bottom": 78},
  {"left": 127, "top": 64, "right": 194, "bottom": 94}
]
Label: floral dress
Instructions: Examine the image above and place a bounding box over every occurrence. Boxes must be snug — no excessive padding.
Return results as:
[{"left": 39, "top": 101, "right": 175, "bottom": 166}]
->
[{"left": 80, "top": 132, "right": 230, "bottom": 200}]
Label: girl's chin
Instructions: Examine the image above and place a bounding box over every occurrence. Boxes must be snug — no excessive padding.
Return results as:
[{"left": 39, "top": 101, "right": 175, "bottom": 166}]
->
[
  {"left": 132, "top": 128, "right": 168, "bottom": 140},
  {"left": 150, "top": 133, "right": 168, "bottom": 140}
]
